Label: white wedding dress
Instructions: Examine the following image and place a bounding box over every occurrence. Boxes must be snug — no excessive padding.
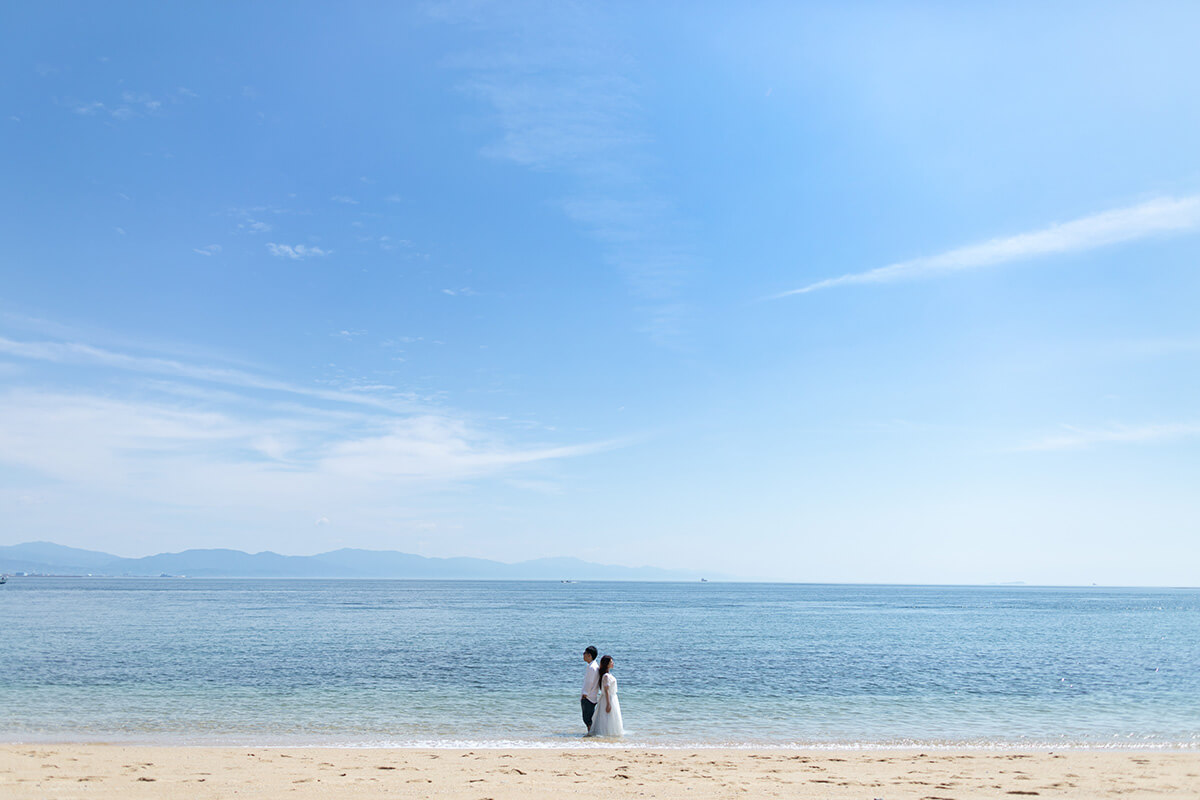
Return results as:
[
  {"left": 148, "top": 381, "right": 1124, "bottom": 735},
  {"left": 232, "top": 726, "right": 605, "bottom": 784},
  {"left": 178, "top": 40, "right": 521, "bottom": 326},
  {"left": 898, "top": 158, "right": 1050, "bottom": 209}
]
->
[{"left": 589, "top": 673, "right": 623, "bottom": 736}]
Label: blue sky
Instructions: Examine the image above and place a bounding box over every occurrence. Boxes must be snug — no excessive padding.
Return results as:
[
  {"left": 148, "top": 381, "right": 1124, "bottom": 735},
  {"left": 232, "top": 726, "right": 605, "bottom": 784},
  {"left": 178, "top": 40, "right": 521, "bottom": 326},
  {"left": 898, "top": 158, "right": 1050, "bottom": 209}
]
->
[{"left": 3, "top": 1, "right": 1199, "bottom": 584}]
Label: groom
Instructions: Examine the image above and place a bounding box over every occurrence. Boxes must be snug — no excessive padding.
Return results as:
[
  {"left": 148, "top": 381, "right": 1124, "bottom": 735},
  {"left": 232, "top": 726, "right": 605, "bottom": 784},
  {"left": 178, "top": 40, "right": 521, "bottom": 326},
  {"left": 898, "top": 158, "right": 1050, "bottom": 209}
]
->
[{"left": 580, "top": 645, "right": 600, "bottom": 731}]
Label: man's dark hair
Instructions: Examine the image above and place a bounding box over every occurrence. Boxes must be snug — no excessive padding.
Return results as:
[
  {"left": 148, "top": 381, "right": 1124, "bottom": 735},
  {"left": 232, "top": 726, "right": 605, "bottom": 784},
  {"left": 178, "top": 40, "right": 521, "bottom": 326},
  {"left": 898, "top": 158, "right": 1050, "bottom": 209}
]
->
[{"left": 584, "top": 645, "right": 598, "bottom": 659}]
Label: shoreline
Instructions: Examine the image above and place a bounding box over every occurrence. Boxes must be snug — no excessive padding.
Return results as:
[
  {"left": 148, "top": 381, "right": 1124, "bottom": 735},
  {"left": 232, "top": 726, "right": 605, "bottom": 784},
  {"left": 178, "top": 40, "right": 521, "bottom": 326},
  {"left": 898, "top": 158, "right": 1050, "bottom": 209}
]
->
[
  {"left": 3, "top": 738, "right": 1198, "bottom": 752},
  {"left": 3, "top": 744, "right": 1199, "bottom": 798}
]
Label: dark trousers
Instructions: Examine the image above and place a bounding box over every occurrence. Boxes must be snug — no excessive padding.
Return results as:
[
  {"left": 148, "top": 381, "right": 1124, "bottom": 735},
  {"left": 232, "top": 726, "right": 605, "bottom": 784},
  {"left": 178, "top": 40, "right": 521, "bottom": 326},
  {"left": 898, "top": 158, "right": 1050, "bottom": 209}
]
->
[{"left": 581, "top": 696, "right": 596, "bottom": 730}]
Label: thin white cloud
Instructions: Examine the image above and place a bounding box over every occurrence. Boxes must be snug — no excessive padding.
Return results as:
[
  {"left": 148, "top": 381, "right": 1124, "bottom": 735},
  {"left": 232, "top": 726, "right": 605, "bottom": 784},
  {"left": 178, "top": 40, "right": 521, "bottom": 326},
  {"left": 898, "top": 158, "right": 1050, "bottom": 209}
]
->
[
  {"left": 0, "top": 336, "right": 405, "bottom": 411},
  {"left": 0, "top": 322, "right": 627, "bottom": 551},
  {"left": 330, "top": 195, "right": 359, "bottom": 205},
  {"left": 70, "top": 90, "right": 175, "bottom": 121},
  {"left": 267, "top": 242, "right": 330, "bottom": 259},
  {"left": 0, "top": 389, "right": 619, "bottom": 515},
  {"left": 438, "top": 5, "right": 693, "bottom": 344},
  {"left": 121, "top": 91, "right": 161, "bottom": 112},
  {"left": 1117, "top": 338, "right": 1200, "bottom": 358},
  {"left": 0, "top": 330, "right": 624, "bottom": 481},
  {"left": 319, "top": 415, "right": 618, "bottom": 481},
  {"left": 1018, "top": 422, "right": 1200, "bottom": 451},
  {"left": 0, "top": 313, "right": 264, "bottom": 370},
  {"left": 778, "top": 195, "right": 1200, "bottom": 296},
  {"left": 192, "top": 244, "right": 222, "bottom": 256}
]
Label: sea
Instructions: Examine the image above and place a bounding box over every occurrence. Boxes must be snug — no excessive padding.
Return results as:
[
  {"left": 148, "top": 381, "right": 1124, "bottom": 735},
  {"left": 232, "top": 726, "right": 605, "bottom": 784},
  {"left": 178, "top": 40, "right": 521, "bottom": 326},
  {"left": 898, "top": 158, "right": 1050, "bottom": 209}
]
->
[{"left": 2, "top": 578, "right": 1197, "bottom": 749}]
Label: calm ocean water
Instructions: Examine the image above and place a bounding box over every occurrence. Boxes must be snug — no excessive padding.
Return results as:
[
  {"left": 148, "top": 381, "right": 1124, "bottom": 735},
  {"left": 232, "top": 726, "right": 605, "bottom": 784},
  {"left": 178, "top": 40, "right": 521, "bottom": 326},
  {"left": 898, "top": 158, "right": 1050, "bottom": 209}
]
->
[{"left": 1, "top": 579, "right": 1197, "bottom": 749}]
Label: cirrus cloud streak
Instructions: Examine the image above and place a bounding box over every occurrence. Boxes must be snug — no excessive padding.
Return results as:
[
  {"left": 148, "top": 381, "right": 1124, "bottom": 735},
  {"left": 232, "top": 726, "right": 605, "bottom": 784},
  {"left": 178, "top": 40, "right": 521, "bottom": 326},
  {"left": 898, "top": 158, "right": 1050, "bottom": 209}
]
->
[
  {"left": 1017, "top": 421, "right": 1200, "bottom": 451},
  {"left": 778, "top": 195, "right": 1200, "bottom": 296}
]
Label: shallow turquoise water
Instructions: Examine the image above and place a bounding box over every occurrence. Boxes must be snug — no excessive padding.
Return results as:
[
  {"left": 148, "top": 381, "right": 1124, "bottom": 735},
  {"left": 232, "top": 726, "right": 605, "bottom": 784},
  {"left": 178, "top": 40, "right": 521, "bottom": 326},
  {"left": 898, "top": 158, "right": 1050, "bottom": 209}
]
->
[{"left": 1, "top": 579, "right": 1197, "bottom": 748}]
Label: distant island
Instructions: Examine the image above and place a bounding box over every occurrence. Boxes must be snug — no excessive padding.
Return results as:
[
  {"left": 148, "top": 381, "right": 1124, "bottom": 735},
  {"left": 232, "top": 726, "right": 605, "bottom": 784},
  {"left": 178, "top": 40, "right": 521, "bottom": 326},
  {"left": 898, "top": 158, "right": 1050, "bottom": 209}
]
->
[{"left": 0, "top": 541, "right": 719, "bottom": 581}]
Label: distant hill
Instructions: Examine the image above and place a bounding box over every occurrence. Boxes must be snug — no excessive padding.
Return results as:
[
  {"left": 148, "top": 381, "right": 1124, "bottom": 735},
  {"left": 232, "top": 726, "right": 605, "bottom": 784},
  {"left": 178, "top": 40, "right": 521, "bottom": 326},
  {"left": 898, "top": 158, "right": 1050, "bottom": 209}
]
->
[{"left": 0, "top": 541, "right": 718, "bottom": 581}]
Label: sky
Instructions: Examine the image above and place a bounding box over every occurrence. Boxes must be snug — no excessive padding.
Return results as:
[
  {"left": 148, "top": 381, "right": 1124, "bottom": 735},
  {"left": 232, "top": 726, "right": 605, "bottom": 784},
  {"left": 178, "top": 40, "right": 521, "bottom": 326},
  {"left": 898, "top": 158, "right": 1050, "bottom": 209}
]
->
[{"left": 2, "top": 1, "right": 1199, "bottom": 584}]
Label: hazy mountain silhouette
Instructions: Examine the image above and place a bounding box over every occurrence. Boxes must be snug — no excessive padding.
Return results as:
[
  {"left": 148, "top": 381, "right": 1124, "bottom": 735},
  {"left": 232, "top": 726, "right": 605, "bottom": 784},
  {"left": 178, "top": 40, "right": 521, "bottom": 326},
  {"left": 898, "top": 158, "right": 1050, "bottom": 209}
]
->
[{"left": 0, "top": 541, "right": 717, "bottom": 581}]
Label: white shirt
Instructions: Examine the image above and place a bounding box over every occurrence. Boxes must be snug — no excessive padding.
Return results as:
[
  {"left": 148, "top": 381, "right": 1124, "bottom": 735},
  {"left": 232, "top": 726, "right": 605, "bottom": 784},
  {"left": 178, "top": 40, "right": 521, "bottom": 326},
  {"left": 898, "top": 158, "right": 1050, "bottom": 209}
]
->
[{"left": 582, "top": 659, "right": 600, "bottom": 702}]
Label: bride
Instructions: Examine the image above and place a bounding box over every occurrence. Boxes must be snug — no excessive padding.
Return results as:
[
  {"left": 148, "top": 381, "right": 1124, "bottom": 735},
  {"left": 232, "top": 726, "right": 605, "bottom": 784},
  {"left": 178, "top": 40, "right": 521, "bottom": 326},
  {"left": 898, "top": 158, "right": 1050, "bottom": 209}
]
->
[{"left": 588, "top": 655, "right": 623, "bottom": 737}]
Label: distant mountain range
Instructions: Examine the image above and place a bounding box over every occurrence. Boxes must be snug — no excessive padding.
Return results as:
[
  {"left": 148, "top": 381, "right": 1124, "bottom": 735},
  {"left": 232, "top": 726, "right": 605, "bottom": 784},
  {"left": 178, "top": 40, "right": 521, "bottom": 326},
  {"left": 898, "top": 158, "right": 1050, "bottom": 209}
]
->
[{"left": 0, "top": 541, "right": 718, "bottom": 581}]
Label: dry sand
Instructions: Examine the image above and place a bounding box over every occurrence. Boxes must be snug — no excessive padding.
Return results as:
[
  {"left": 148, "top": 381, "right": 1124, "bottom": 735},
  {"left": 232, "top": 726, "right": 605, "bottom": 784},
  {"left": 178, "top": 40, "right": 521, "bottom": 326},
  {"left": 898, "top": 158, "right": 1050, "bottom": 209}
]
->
[{"left": 2, "top": 745, "right": 1198, "bottom": 799}]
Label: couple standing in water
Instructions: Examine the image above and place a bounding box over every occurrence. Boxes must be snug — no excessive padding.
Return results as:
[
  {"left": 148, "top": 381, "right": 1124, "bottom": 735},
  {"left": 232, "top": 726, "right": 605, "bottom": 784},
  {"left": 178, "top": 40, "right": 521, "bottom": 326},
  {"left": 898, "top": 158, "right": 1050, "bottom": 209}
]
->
[{"left": 579, "top": 645, "right": 623, "bottom": 737}]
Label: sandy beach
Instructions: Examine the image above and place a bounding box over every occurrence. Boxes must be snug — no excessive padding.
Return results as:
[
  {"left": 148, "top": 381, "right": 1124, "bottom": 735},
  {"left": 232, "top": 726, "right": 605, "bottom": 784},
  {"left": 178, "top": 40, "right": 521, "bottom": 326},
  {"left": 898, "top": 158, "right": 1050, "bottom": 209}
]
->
[{"left": 2, "top": 745, "right": 1198, "bottom": 799}]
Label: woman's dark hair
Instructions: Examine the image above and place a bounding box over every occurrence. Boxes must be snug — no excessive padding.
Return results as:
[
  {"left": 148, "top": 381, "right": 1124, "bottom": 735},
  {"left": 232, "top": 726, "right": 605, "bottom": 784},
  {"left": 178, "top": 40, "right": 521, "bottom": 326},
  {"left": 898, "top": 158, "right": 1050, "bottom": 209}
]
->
[
  {"left": 597, "top": 654, "right": 613, "bottom": 685},
  {"left": 585, "top": 645, "right": 598, "bottom": 659}
]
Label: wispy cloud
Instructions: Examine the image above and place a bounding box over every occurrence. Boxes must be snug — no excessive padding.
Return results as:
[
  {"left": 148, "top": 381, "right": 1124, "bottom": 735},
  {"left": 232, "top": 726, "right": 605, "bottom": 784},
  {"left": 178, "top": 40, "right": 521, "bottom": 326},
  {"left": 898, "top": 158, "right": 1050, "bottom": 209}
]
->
[
  {"left": 228, "top": 205, "right": 295, "bottom": 235},
  {"left": 239, "top": 219, "right": 271, "bottom": 234},
  {"left": 331, "top": 195, "right": 359, "bottom": 205},
  {"left": 0, "top": 327, "right": 621, "bottom": 548},
  {"left": 121, "top": 91, "right": 161, "bottom": 112},
  {"left": 192, "top": 244, "right": 222, "bottom": 256},
  {"left": 267, "top": 242, "right": 330, "bottom": 259},
  {"left": 778, "top": 195, "right": 1200, "bottom": 296},
  {"left": 0, "top": 336, "right": 404, "bottom": 411},
  {"left": 1116, "top": 337, "right": 1200, "bottom": 358},
  {"left": 0, "top": 388, "right": 618, "bottom": 509},
  {"left": 67, "top": 89, "right": 181, "bottom": 121},
  {"left": 437, "top": 4, "right": 693, "bottom": 344},
  {"left": 1017, "top": 421, "right": 1200, "bottom": 451},
  {"left": 0, "top": 313, "right": 263, "bottom": 369},
  {"left": 378, "top": 235, "right": 413, "bottom": 252}
]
